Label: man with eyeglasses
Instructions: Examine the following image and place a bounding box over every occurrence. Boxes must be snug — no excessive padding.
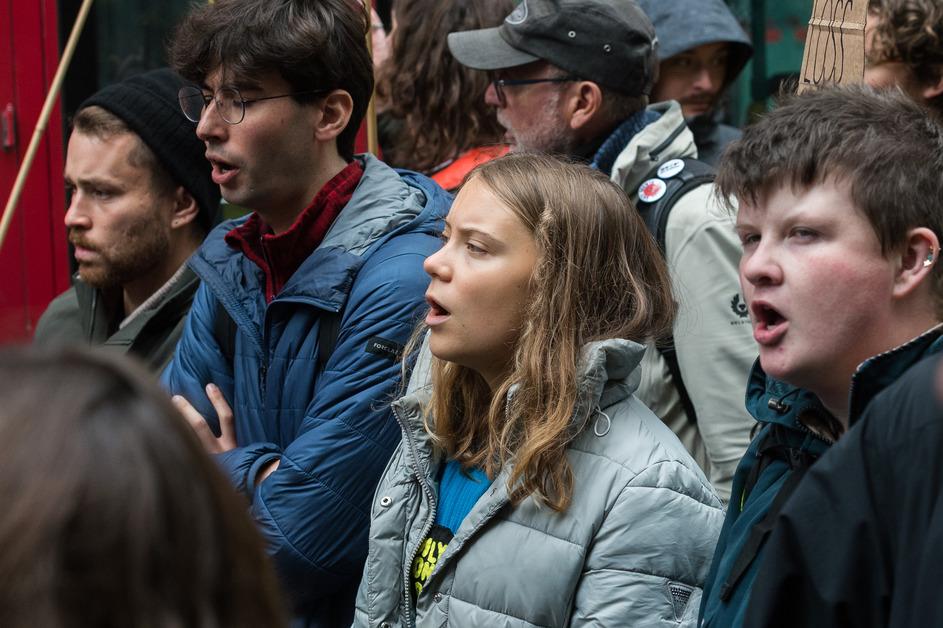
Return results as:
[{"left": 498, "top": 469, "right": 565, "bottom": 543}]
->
[
  {"left": 161, "top": 1, "right": 450, "bottom": 626},
  {"left": 637, "top": 0, "right": 753, "bottom": 166},
  {"left": 449, "top": 0, "right": 757, "bottom": 504}
]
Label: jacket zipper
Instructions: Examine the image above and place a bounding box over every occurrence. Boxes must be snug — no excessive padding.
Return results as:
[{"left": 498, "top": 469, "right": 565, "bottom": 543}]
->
[
  {"left": 258, "top": 235, "right": 274, "bottom": 401},
  {"left": 88, "top": 290, "right": 98, "bottom": 342},
  {"left": 393, "top": 404, "right": 436, "bottom": 628},
  {"left": 258, "top": 362, "right": 267, "bottom": 399}
]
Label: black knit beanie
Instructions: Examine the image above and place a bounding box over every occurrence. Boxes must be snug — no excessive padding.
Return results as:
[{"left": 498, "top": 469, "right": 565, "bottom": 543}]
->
[{"left": 79, "top": 68, "right": 220, "bottom": 233}]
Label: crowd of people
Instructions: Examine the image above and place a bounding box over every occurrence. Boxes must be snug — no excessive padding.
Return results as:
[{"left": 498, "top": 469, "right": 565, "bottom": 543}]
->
[{"left": 13, "top": 0, "right": 943, "bottom": 626}]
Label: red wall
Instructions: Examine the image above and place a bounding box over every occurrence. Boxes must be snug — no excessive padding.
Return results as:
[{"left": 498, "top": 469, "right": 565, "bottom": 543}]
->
[{"left": 0, "top": 0, "right": 69, "bottom": 342}]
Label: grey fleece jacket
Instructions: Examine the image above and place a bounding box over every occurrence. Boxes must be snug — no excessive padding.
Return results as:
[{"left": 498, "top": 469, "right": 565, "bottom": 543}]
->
[{"left": 353, "top": 339, "right": 723, "bottom": 627}]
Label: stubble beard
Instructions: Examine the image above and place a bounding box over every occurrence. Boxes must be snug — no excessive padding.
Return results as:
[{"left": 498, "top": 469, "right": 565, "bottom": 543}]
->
[
  {"left": 502, "top": 91, "right": 579, "bottom": 157},
  {"left": 71, "top": 216, "right": 171, "bottom": 290}
]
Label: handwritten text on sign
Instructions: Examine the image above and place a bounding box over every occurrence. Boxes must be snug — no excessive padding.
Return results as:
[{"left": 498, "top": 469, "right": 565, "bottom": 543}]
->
[{"left": 798, "top": 0, "right": 867, "bottom": 93}]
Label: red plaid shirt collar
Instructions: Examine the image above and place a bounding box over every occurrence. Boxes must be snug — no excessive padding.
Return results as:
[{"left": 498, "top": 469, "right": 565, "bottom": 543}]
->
[{"left": 225, "top": 160, "right": 364, "bottom": 302}]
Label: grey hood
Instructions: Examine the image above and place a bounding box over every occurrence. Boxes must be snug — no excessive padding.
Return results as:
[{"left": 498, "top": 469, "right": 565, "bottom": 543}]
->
[{"left": 638, "top": 0, "right": 753, "bottom": 88}]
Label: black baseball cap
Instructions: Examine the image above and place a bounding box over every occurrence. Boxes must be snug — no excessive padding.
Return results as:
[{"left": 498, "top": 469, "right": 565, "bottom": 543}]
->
[{"left": 447, "top": 0, "right": 658, "bottom": 97}]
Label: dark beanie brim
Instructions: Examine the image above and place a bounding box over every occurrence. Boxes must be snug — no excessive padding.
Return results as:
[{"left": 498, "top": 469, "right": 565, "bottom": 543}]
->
[{"left": 79, "top": 68, "right": 220, "bottom": 233}]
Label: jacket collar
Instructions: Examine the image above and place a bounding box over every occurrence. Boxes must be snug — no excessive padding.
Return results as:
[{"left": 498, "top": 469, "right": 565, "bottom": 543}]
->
[
  {"left": 848, "top": 324, "right": 943, "bottom": 425},
  {"left": 393, "top": 338, "right": 647, "bottom": 482},
  {"left": 747, "top": 324, "right": 943, "bottom": 432},
  {"left": 589, "top": 108, "right": 661, "bottom": 177},
  {"left": 609, "top": 101, "right": 700, "bottom": 193},
  {"left": 190, "top": 155, "right": 450, "bottom": 313},
  {"left": 71, "top": 264, "right": 198, "bottom": 342}
]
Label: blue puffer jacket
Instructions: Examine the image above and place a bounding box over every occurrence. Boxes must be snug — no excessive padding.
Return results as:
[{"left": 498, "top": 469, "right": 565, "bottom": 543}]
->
[
  {"left": 163, "top": 155, "right": 450, "bottom": 627},
  {"left": 699, "top": 326, "right": 943, "bottom": 628}
]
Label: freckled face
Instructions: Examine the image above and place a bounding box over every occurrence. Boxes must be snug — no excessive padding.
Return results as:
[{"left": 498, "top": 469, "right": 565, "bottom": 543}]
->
[{"left": 423, "top": 180, "right": 538, "bottom": 387}]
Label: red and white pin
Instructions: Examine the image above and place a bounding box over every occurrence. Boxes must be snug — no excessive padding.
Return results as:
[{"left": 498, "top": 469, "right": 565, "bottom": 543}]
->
[{"left": 638, "top": 178, "right": 667, "bottom": 203}]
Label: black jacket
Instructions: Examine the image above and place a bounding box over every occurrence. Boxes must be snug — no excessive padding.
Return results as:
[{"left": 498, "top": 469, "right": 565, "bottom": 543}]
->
[{"left": 745, "top": 349, "right": 943, "bottom": 627}]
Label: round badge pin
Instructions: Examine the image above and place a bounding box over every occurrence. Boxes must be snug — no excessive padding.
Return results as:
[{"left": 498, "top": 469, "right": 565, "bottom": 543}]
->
[
  {"left": 657, "top": 158, "right": 685, "bottom": 179},
  {"left": 638, "top": 178, "right": 668, "bottom": 203}
]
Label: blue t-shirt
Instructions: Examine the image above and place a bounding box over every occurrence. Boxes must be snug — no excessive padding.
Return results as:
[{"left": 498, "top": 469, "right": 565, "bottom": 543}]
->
[{"left": 411, "top": 460, "right": 490, "bottom": 597}]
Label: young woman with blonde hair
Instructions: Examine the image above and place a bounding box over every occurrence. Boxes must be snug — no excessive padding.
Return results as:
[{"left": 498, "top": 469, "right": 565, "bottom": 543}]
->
[{"left": 353, "top": 153, "right": 723, "bottom": 627}]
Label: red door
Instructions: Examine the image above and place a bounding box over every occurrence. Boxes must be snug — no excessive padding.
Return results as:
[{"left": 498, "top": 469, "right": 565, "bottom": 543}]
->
[{"left": 0, "top": 0, "right": 69, "bottom": 342}]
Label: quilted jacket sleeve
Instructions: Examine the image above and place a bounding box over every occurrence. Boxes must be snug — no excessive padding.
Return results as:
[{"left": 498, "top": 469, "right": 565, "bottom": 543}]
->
[
  {"left": 570, "top": 460, "right": 725, "bottom": 626},
  {"left": 248, "top": 233, "right": 439, "bottom": 611},
  {"left": 161, "top": 280, "right": 235, "bottom": 415},
  {"left": 162, "top": 277, "right": 283, "bottom": 494}
]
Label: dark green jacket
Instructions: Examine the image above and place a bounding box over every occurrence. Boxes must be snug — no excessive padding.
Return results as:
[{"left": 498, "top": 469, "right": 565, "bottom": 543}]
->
[
  {"left": 33, "top": 267, "right": 199, "bottom": 373},
  {"left": 699, "top": 325, "right": 943, "bottom": 628}
]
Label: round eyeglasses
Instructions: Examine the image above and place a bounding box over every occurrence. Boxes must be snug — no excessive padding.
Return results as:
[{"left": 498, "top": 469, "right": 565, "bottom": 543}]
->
[{"left": 178, "top": 85, "right": 330, "bottom": 125}]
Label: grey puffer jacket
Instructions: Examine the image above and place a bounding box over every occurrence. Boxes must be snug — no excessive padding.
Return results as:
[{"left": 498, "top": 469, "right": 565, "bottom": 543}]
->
[{"left": 352, "top": 339, "right": 724, "bottom": 627}]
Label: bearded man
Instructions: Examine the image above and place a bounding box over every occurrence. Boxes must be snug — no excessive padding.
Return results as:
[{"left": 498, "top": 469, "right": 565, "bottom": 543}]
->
[{"left": 34, "top": 68, "right": 219, "bottom": 372}]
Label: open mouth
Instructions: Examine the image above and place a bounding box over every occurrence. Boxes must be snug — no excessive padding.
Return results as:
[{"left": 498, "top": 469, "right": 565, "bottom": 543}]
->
[
  {"left": 753, "top": 303, "right": 784, "bottom": 327},
  {"left": 214, "top": 159, "right": 235, "bottom": 173},
  {"left": 427, "top": 297, "right": 450, "bottom": 316},
  {"left": 751, "top": 302, "right": 788, "bottom": 345},
  {"left": 207, "top": 155, "right": 239, "bottom": 184},
  {"left": 425, "top": 296, "right": 451, "bottom": 326}
]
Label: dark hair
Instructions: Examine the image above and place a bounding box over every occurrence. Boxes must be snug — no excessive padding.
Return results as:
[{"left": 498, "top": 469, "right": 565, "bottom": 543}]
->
[
  {"left": 170, "top": 0, "right": 373, "bottom": 160},
  {"left": 0, "top": 347, "right": 287, "bottom": 628},
  {"left": 716, "top": 84, "right": 943, "bottom": 315},
  {"left": 72, "top": 105, "right": 177, "bottom": 200},
  {"left": 868, "top": 0, "right": 943, "bottom": 115},
  {"left": 376, "top": 0, "right": 512, "bottom": 172}
]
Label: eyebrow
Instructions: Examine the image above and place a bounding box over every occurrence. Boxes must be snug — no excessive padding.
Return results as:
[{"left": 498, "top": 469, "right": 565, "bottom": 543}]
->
[
  {"left": 442, "top": 221, "right": 501, "bottom": 244},
  {"left": 64, "top": 174, "right": 121, "bottom": 188}
]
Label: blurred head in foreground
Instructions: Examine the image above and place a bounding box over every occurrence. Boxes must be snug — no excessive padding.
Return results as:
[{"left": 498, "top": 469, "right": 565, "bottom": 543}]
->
[{"left": 0, "top": 347, "right": 286, "bottom": 628}]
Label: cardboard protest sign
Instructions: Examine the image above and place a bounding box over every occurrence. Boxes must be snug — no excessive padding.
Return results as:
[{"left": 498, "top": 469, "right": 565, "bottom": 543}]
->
[{"left": 798, "top": 0, "right": 868, "bottom": 93}]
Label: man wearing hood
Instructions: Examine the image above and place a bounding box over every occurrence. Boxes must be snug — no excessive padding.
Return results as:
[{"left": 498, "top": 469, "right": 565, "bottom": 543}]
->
[{"left": 638, "top": 0, "right": 753, "bottom": 166}]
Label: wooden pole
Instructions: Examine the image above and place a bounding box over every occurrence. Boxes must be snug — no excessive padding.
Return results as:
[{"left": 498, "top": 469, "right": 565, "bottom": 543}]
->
[
  {"left": 0, "top": 0, "right": 95, "bottom": 253},
  {"left": 364, "top": 0, "right": 379, "bottom": 155}
]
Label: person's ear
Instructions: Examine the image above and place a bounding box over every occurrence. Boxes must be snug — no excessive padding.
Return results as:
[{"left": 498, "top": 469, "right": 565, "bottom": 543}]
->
[
  {"left": 314, "top": 89, "right": 354, "bottom": 143},
  {"left": 894, "top": 226, "right": 939, "bottom": 299},
  {"left": 566, "top": 81, "right": 604, "bottom": 132},
  {"left": 170, "top": 186, "right": 199, "bottom": 230},
  {"left": 920, "top": 71, "right": 943, "bottom": 101}
]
